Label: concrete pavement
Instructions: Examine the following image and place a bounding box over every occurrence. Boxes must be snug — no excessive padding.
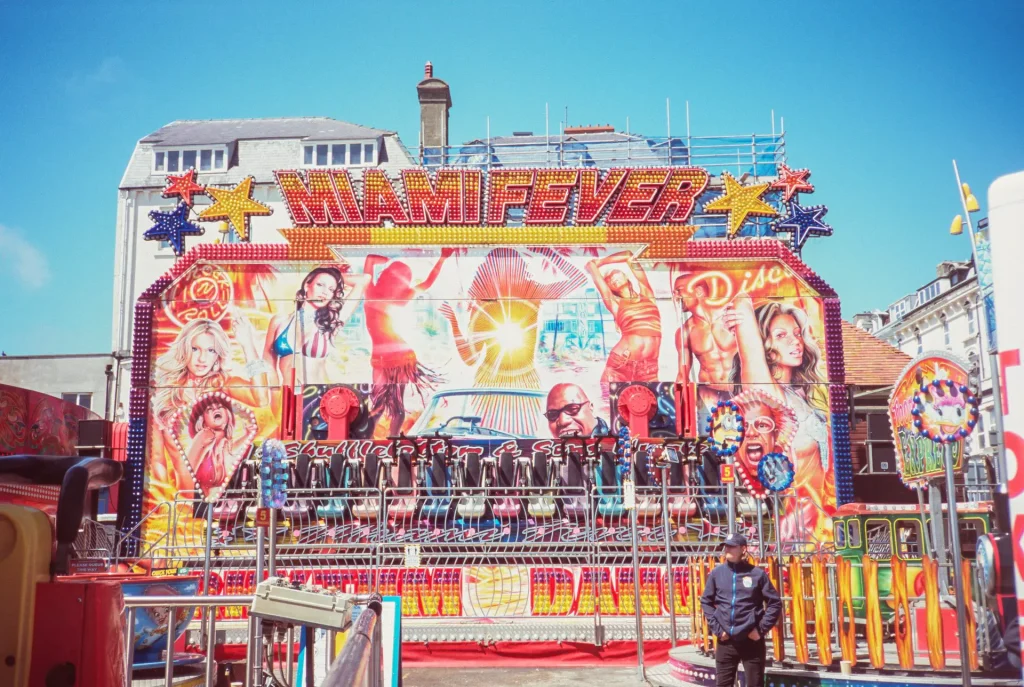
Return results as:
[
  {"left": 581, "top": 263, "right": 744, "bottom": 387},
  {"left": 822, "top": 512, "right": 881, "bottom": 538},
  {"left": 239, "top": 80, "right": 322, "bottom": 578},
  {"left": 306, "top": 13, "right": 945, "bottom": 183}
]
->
[{"left": 402, "top": 667, "right": 649, "bottom": 686}]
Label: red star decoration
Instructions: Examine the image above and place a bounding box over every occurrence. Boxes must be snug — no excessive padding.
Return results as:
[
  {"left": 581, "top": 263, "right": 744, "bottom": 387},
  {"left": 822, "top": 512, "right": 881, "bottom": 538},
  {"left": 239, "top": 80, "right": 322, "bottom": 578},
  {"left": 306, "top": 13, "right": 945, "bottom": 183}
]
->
[
  {"left": 770, "top": 163, "right": 814, "bottom": 202},
  {"left": 162, "top": 168, "right": 206, "bottom": 206}
]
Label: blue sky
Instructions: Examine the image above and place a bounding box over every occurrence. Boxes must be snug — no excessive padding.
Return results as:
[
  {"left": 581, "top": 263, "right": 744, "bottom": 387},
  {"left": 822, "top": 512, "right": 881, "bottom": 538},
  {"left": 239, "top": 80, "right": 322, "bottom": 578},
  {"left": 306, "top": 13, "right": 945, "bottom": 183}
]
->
[{"left": 0, "top": 1, "right": 1021, "bottom": 355}]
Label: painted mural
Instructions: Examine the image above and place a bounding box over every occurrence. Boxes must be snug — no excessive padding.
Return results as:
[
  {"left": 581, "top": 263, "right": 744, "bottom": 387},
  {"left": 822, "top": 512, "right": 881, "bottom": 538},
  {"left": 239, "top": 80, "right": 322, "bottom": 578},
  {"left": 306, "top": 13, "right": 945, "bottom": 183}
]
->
[
  {"left": 0, "top": 383, "right": 98, "bottom": 456},
  {"left": 139, "top": 242, "right": 839, "bottom": 559}
]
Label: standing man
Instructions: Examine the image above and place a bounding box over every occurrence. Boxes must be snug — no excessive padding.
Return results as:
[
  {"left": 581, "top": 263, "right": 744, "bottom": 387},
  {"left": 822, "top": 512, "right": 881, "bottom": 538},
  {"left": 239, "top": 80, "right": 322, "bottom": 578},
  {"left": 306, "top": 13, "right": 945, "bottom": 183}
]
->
[{"left": 700, "top": 533, "right": 782, "bottom": 687}]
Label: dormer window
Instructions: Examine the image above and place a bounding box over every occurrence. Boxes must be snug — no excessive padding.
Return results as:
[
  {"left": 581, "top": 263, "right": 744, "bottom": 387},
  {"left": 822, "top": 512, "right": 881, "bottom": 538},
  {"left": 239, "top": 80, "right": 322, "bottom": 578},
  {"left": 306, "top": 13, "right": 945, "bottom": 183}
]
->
[
  {"left": 154, "top": 146, "right": 227, "bottom": 174},
  {"left": 302, "top": 141, "right": 377, "bottom": 168}
]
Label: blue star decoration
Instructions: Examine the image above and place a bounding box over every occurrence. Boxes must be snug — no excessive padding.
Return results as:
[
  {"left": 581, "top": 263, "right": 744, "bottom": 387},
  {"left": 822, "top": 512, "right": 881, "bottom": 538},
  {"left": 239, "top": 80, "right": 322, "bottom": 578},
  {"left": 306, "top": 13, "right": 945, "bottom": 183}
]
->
[
  {"left": 143, "top": 202, "right": 204, "bottom": 256},
  {"left": 771, "top": 200, "right": 833, "bottom": 251}
]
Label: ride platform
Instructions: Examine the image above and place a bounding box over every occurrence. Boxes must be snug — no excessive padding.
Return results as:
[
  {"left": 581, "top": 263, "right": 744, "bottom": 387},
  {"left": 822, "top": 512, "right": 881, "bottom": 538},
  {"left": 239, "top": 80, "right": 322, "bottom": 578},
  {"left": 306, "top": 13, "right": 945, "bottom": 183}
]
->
[{"left": 648, "top": 641, "right": 1022, "bottom": 686}]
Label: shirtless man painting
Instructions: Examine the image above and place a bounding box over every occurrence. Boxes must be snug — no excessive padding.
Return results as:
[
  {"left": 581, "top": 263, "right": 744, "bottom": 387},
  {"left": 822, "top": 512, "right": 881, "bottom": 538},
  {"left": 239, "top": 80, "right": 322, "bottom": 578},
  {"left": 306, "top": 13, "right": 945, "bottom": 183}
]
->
[
  {"left": 363, "top": 249, "right": 456, "bottom": 436},
  {"left": 586, "top": 251, "right": 662, "bottom": 398},
  {"left": 674, "top": 273, "right": 740, "bottom": 410}
]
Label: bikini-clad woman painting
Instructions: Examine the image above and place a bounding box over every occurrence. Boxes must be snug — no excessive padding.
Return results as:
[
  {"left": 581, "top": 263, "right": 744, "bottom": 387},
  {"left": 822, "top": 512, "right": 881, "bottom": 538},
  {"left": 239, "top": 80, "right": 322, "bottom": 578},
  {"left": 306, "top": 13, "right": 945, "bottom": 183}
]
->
[
  {"left": 263, "top": 264, "right": 370, "bottom": 387},
  {"left": 143, "top": 313, "right": 269, "bottom": 569}
]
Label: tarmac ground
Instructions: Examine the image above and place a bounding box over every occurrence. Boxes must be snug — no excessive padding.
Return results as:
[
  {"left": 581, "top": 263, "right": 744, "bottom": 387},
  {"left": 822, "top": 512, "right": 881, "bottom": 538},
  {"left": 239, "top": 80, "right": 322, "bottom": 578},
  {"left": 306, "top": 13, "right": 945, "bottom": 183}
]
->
[{"left": 402, "top": 667, "right": 649, "bottom": 687}]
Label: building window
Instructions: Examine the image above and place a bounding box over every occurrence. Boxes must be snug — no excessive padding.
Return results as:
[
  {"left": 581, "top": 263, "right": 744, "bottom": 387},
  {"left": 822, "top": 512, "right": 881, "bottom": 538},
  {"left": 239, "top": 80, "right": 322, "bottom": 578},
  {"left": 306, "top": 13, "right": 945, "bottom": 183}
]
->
[
  {"left": 916, "top": 281, "right": 941, "bottom": 307},
  {"left": 915, "top": 328, "right": 922, "bottom": 354},
  {"left": 302, "top": 140, "right": 377, "bottom": 168},
  {"left": 866, "top": 413, "right": 897, "bottom": 473},
  {"left": 966, "top": 302, "right": 976, "bottom": 335},
  {"left": 895, "top": 519, "right": 923, "bottom": 560},
  {"left": 848, "top": 520, "right": 862, "bottom": 549},
  {"left": 891, "top": 300, "right": 908, "bottom": 321},
  {"left": 61, "top": 393, "right": 92, "bottom": 411},
  {"left": 941, "top": 314, "right": 950, "bottom": 346},
  {"left": 866, "top": 520, "right": 893, "bottom": 560},
  {"left": 154, "top": 147, "right": 227, "bottom": 174},
  {"left": 959, "top": 518, "right": 986, "bottom": 559}
]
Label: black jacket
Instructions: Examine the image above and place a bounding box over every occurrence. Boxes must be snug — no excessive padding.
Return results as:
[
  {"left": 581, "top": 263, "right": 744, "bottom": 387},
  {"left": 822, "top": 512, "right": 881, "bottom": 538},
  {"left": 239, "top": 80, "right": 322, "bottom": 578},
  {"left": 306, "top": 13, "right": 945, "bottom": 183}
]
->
[{"left": 700, "top": 560, "right": 782, "bottom": 639}]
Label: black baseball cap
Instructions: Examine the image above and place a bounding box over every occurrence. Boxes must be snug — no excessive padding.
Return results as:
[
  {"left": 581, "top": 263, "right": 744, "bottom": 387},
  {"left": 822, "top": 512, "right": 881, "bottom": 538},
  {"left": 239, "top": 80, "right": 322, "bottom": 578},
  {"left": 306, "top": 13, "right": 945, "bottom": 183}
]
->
[{"left": 722, "top": 533, "right": 748, "bottom": 548}]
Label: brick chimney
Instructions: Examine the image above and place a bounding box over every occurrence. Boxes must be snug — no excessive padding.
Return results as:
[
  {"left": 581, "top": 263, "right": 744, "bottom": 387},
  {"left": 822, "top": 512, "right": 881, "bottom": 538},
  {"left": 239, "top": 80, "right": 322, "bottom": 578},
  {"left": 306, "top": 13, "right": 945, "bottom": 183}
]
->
[{"left": 417, "top": 61, "right": 452, "bottom": 152}]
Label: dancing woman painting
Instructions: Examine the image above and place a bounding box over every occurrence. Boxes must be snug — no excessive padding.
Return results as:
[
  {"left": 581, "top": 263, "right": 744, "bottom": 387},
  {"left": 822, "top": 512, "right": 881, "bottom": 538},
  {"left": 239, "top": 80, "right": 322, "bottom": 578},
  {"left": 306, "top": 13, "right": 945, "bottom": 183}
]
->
[
  {"left": 363, "top": 249, "right": 454, "bottom": 435},
  {"left": 586, "top": 251, "right": 662, "bottom": 398}
]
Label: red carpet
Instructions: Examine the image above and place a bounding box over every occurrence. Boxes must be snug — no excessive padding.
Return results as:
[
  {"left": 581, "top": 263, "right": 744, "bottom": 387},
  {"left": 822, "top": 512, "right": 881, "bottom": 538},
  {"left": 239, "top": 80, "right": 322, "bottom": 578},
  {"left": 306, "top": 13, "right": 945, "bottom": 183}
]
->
[
  {"left": 208, "top": 639, "right": 684, "bottom": 666},
  {"left": 401, "top": 640, "right": 677, "bottom": 666}
]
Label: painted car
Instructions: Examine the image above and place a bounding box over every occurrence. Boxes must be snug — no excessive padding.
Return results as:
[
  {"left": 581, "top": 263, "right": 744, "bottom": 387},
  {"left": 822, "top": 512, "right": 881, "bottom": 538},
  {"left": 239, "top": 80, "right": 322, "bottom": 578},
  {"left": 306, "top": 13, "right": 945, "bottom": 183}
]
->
[{"left": 408, "top": 388, "right": 549, "bottom": 441}]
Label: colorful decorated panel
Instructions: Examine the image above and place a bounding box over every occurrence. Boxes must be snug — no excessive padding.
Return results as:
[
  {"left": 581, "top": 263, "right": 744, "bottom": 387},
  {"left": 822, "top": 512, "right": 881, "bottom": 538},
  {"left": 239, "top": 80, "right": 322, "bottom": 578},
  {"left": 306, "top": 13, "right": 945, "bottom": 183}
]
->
[
  {"left": 203, "top": 565, "right": 688, "bottom": 620},
  {"left": 132, "top": 237, "right": 843, "bottom": 555},
  {"left": 0, "top": 383, "right": 99, "bottom": 456},
  {"left": 887, "top": 352, "right": 977, "bottom": 487}
]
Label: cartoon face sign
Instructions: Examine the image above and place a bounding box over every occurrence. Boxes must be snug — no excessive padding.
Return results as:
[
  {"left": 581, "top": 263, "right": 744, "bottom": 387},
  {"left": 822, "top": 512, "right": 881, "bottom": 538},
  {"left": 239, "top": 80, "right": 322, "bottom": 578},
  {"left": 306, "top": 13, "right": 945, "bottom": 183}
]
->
[
  {"left": 913, "top": 377, "right": 979, "bottom": 443},
  {"left": 708, "top": 402, "right": 744, "bottom": 456},
  {"left": 757, "top": 452, "right": 795, "bottom": 493}
]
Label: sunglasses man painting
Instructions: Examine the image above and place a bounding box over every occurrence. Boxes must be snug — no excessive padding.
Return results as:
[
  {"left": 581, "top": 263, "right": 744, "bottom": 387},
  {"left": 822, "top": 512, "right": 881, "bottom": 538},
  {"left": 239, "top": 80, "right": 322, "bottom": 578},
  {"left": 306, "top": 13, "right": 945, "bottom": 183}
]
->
[{"left": 545, "top": 383, "right": 609, "bottom": 438}]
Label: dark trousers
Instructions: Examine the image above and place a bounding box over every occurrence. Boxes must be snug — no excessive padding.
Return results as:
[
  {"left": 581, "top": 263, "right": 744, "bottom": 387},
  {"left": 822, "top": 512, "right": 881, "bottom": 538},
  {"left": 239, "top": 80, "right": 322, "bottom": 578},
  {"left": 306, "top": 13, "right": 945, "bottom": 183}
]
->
[{"left": 714, "top": 636, "right": 765, "bottom": 687}]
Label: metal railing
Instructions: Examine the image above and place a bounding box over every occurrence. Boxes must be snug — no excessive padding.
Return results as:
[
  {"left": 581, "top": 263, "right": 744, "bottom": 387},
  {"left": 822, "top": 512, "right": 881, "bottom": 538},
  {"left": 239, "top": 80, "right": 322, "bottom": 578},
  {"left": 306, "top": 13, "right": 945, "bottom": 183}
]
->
[
  {"left": 115, "top": 480, "right": 1002, "bottom": 684},
  {"left": 123, "top": 594, "right": 246, "bottom": 687},
  {"left": 123, "top": 593, "right": 384, "bottom": 687},
  {"left": 323, "top": 600, "right": 383, "bottom": 687},
  {"left": 116, "top": 484, "right": 823, "bottom": 640},
  {"left": 408, "top": 132, "right": 787, "bottom": 177}
]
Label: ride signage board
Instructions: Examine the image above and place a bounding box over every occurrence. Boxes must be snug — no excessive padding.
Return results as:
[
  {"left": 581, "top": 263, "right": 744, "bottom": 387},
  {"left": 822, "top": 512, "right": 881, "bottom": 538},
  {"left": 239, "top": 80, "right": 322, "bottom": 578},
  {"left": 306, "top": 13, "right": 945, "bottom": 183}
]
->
[
  {"left": 888, "top": 352, "right": 971, "bottom": 487},
  {"left": 127, "top": 155, "right": 852, "bottom": 560},
  {"left": 989, "top": 170, "right": 1024, "bottom": 675}
]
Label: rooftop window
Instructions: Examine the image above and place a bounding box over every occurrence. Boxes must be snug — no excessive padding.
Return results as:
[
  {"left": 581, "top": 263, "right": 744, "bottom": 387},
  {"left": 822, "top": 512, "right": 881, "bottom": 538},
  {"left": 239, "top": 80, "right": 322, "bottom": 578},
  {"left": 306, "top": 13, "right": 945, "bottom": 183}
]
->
[
  {"left": 890, "top": 299, "right": 909, "bottom": 321},
  {"left": 302, "top": 141, "right": 377, "bottom": 168},
  {"left": 915, "top": 281, "right": 942, "bottom": 307},
  {"left": 154, "top": 146, "right": 227, "bottom": 174}
]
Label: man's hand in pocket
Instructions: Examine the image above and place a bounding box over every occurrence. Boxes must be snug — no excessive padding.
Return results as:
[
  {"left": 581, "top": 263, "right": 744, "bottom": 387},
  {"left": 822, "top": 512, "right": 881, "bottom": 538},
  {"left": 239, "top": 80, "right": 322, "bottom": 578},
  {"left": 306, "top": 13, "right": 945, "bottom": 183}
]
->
[{"left": 748, "top": 629, "right": 761, "bottom": 641}]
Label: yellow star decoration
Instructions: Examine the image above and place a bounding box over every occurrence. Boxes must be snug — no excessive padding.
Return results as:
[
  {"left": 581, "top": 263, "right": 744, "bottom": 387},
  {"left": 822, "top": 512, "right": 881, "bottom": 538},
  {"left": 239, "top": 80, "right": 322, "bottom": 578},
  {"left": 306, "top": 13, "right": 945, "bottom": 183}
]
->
[
  {"left": 198, "top": 176, "right": 272, "bottom": 241},
  {"left": 702, "top": 171, "right": 778, "bottom": 237}
]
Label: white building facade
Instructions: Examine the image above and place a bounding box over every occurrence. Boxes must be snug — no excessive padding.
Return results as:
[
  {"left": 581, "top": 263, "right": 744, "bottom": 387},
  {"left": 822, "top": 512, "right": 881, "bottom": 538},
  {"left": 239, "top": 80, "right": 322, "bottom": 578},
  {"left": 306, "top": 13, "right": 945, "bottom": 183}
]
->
[
  {"left": 854, "top": 259, "right": 997, "bottom": 469},
  {"left": 0, "top": 353, "right": 116, "bottom": 417},
  {"left": 109, "top": 118, "right": 421, "bottom": 409}
]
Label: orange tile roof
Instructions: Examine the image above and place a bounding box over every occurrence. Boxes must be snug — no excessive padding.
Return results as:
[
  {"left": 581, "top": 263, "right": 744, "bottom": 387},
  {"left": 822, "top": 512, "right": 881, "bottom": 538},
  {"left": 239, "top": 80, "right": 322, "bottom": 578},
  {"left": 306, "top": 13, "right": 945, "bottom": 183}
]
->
[{"left": 840, "top": 320, "right": 912, "bottom": 387}]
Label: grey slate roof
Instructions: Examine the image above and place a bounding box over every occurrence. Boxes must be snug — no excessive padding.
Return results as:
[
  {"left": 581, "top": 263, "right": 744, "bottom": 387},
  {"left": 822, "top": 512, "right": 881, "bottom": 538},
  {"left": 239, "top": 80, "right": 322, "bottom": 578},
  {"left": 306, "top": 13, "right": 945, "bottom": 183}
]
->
[
  {"left": 120, "top": 118, "right": 416, "bottom": 190},
  {"left": 140, "top": 118, "right": 389, "bottom": 146}
]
